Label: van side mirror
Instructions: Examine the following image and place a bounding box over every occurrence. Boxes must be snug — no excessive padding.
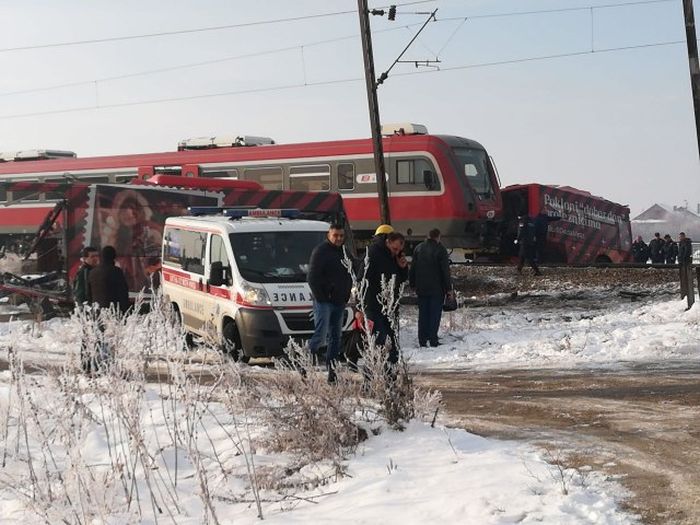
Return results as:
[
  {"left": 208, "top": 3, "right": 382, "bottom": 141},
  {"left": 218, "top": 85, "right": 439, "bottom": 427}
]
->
[
  {"left": 209, "top": 261, "right": 225, "bottom": 287},
  {"left": 423, "top": 170, "right": 437, "bottom": 190}
]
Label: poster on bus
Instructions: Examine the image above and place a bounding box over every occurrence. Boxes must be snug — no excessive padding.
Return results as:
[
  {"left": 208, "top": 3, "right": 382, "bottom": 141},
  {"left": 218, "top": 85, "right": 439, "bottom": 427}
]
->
[{"left": 86, "top": 185, "right": 220, "bottom": 293}]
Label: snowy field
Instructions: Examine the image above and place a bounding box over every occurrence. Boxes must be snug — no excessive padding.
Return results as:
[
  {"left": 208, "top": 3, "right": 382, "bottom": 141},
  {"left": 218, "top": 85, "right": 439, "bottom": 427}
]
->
[{"left": 1, "top": 293, "right": 692, "bottom": 523}]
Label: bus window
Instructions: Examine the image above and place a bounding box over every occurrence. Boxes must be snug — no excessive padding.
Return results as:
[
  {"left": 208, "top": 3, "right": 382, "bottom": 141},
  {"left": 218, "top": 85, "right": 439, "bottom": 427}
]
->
[
  {"left": 244, "top": 166, "right": 283, "bottom": 190},
  {"left": 452, "top": 147, "right": 496, "bottom": 198},
  {"left": 201, "top": 168, "right": 239, "bottom": 179},
  {"left": 337, "top": 163, "right": 355, "bottom": 191},
  {"left": 289, "top": 165, "right": 330, "bottom": 192}
]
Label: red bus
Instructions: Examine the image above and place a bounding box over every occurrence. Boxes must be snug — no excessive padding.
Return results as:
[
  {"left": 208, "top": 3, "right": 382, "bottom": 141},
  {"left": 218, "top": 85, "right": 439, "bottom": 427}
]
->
[
  {"left": 0, "top": 124, "right": 502, "bottom": 253},
  {"left": 501, "top": 183, "right": 633, "bottom": 264}
]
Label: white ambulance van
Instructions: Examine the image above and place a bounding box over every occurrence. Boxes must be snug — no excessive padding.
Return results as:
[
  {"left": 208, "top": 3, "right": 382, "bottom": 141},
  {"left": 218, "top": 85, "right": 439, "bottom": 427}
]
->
[{"left": 161, "top": 208, "right": 353, "bottom": 360}]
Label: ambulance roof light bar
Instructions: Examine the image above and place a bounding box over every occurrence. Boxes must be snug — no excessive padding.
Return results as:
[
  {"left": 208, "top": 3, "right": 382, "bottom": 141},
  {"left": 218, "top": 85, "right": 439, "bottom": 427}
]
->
[{"left": 187, "top": 207, "right": 301, "bottom": 219}]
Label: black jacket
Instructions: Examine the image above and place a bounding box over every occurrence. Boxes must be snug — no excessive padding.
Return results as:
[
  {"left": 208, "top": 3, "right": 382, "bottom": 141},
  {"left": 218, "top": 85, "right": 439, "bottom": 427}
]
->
[
  {"left": 663, "top": 240, "right": 678, "bottom": 264},
  {"left": 364, "top": 239, "right": 408, "bottom": 314},
  {"left": 533, "top": 213, "right": 560, "bottom": 245},
  {"left": 678, "top": 237, "right": 693, "bottom": 265},
  {"left": 631, "top": 240, "right": 649, "bottom": 263},
  {"left": 88, "top": 261, "right": 130, "bottom": 313},
  {"left": 72, "top": 263, "right": 94, "bottom": 304},
  {"left": 649, "top": 237, "right": 664, "bottom": 263},
  {"left": 409, "top": 239, "right": 451, "bottom": 297},
  {"left": 307, "top": 240, "right": 353, "bottom": 305}
]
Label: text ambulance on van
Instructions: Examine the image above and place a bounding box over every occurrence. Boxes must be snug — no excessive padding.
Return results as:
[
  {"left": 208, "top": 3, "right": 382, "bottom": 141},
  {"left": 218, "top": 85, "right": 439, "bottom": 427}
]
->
[{"left": 161, "top": 208, "right": 354, "bottom": 361}]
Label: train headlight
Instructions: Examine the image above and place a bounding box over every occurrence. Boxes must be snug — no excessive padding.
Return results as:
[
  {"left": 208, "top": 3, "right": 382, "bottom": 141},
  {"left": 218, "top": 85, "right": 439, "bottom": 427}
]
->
[{"left": 486, "top": 210, "right": 495, "bottom": 219}]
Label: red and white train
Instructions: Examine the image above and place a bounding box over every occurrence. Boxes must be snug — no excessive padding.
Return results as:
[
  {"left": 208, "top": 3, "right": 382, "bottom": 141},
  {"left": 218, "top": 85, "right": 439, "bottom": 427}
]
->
[{"left": 0, "top": 123, "right": 503, "bottom": 253}]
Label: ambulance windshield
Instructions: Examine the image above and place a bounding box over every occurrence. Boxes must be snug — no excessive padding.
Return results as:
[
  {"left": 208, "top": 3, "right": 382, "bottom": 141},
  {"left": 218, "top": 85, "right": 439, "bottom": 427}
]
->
[{"left": 229, "top": 230, "right": 327, "bottom": 283}]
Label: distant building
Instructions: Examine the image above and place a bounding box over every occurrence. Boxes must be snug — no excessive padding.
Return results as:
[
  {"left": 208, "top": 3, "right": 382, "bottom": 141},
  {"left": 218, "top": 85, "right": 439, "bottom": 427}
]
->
[{"left": 632, "top": 204, "right": 700, "bottom": 241}]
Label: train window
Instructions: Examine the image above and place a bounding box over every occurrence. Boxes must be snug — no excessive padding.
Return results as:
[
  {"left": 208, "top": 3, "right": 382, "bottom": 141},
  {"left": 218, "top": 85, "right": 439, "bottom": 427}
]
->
[
  {"left": 115, "top": 175, "right": 137, "bottom": 183},
  {"left": 452, "top": 147, "right": 496, "bottom": 197},
  {"left": 201, "top": 168, "right": 239, "bottom": 179},
  {"left": 397, "top": 160, "right": 414, "bottom": 184},
  {"left": 244, "top": 166, "right": 283, "bottom": 190},
  {"left": 289, "top": 165, "right": 330, "bottom": 191},
  {"left": 44, "top": 179, "right": 66, "bottom": 200},
  {"left": 0, "top": 187, "right": 6, "bottom": 203},
  {"left": 337, "top": 163, "right": 355, "bottom": 191},
  {"left": 395, "top": 158, "right": 439, "bottom": 190},
  {"left": 9, "top": 180, "right": 40, "bottom": 202}
]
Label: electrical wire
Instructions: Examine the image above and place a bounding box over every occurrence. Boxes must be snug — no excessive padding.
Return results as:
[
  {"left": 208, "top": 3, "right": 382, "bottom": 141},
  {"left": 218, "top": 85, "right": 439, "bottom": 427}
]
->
[
  {"left": 0, "top": 0, "right": 675, "bottom": 99},
  {"left": 0, "top": 39, "right": 685, "bottom": 121},
  {"left": 0, "top": 0, "right": 436, "bottom": 54}
]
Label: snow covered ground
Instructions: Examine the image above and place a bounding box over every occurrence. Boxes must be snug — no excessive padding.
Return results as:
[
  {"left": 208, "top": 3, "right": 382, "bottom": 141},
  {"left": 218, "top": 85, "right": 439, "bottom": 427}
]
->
[
  {"left": 2, "top": 293, "right": 691, "bottom": 523},
  {"left": 403, "top": 297, "right": 700, "bottom": 371}
]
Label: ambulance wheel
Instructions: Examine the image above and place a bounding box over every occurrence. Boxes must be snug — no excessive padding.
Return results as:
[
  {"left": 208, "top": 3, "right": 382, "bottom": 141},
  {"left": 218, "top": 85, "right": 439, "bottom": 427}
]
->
[
  {"left": 171, "top": 303, "right": 194, "bottom": 349},
  {"left": 222, "top": 321, "right": 244, "bottom": 362}
]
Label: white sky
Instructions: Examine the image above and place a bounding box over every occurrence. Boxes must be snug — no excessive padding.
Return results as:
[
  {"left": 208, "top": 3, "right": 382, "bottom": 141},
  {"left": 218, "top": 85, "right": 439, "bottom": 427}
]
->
[{"left": 0, "top": 0, "right": 698, "bottom": 216}]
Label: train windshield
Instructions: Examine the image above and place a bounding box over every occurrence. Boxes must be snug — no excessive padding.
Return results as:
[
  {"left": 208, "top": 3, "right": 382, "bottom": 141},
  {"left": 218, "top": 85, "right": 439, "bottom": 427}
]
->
[
  {"left": 229, "top": 230, "right": 326, "bottom": 283},
  {"left": 452, "top": 147, "right": 496, "bottom": 198}
]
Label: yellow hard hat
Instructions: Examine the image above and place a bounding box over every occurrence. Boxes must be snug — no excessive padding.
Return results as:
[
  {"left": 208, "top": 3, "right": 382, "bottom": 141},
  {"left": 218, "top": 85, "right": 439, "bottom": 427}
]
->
[{"left": 374, "top": 224, "right": 394, "bottom": 235}]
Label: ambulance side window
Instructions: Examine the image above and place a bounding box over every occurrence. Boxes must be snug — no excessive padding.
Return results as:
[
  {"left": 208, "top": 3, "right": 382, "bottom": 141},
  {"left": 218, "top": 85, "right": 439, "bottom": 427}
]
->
[
  {"left": 210, "top": 234, "right": 231, "bottom": 285},
  {"left": 163, "top": 227, "right": 205, "bottom": 275}
]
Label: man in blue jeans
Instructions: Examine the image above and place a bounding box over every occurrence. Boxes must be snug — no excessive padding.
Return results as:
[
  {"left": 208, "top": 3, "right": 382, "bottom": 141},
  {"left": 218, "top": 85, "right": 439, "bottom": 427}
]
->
[
  {"left": 409, "top": 228, "right": 452, "bottom": 347},
  {"left": 307, "top": 223, "right": 352, "bottom": 383}
]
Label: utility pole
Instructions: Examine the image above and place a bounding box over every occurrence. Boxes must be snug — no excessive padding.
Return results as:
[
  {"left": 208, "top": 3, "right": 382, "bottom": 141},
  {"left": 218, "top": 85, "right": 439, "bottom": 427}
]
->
[
  {"left": 357, "top": 0, "right": 391, "bottom": 225},
  {"left": 682, "top": 0, "right": 700, "bottom": 160}
]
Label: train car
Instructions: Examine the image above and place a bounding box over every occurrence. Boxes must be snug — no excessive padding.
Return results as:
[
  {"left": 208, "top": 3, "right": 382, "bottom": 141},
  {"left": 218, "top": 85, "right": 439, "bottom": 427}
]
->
[
  {"left": 501, "top": 183, "right": 633, "bottom": 264},
  {"left": 0, "top": 124, "right": 502, "bottom": 253}
]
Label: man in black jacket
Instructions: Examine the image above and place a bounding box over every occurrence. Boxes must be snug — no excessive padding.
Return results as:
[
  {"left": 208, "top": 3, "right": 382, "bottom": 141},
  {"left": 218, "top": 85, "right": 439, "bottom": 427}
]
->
[
  {"left": 307, "top": 224, "right": 352, "bottom": 382},
  {"left": 533, "top": 208, "right": 561, "bottom": 264},
  {"left": 516, "top": 215, "right": 541, "bottom": 276},
  {"left": 73, "top": 246, "right": 99, "bottom": 305},
  {"left": 88, "top": 245, "right": 130, "bottom": 314},
  {"left": 409, "top": 228, "right": 451, "bottom": 347},
  {"left": 365, "top": 231, "right": 408, "bottom": 365},
  {"left": 649, "top": 232, "right": 664, "bottom": 264}
]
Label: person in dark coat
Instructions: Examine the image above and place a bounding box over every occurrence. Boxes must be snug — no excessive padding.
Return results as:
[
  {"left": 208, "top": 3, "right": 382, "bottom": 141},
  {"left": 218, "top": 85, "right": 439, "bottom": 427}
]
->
[
  {"left": 662, "top": 234, "right": 678, "bottom": 265},
  {"left": 88, "top": 245, "right": 130, "bottom": 314},
  {"left": 73, "top": 246, "right": 99, "bottom": 304},
  {"left": 74, "top": 246, "right": 99, "bottom": 373},
  {"left": 307, "top": 223, "right": 352, "bottom": 382},
  {"left": 631, "top": 236, "right": 650, "bottom": 263},
  {"left": 364, "top": 231, "right": 408, "bottom": 365},
  {"left": 533, "top": 208, "right": 561, "bottom": 264},
  {"left": 516, "top": 215, "right": 541, "bottom": 276},
  {"left": 648, "top": 232, "right": 664, "bottom": 264},
  {"left": 678, "top": 232, "right": 693, "bottom": 265},
  {"left": 409, "top": 228, "right": 451, "bottom": 347}
]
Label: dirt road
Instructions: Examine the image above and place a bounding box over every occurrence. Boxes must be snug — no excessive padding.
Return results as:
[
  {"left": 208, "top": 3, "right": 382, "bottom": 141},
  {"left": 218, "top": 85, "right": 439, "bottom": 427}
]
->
[{"left": 417, "top": 362, "right": 700, "bottom": 524}]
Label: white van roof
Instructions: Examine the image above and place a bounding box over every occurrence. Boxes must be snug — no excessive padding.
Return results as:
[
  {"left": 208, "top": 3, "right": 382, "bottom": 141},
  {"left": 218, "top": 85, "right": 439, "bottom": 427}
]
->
[{"left": 165, "top": 215, "right": 329, "bottom": 234}]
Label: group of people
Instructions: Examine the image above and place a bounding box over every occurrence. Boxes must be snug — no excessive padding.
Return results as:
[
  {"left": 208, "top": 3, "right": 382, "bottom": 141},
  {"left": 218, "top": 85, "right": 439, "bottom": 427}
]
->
[
  {"left": 73, "top": 245, "right": 130, "bottom": 373},
  {"left": 632, "top": 232, "right": 693, "bottom": 265},
  {"left": 307, "top": 223, "right": 452, "bottom": 383}
]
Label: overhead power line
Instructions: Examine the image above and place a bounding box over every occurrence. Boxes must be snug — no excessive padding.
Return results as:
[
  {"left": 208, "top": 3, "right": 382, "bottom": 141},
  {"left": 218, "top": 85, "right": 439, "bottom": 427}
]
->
[
  {"left": 0, "top": 1, "right": 435, "bottom": 54},
  {"left": 0, "top": 39, "right": 684, "bottom": 121},
  {"left": 0, "top": 0, "right": 676, "bottom": 99}
]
